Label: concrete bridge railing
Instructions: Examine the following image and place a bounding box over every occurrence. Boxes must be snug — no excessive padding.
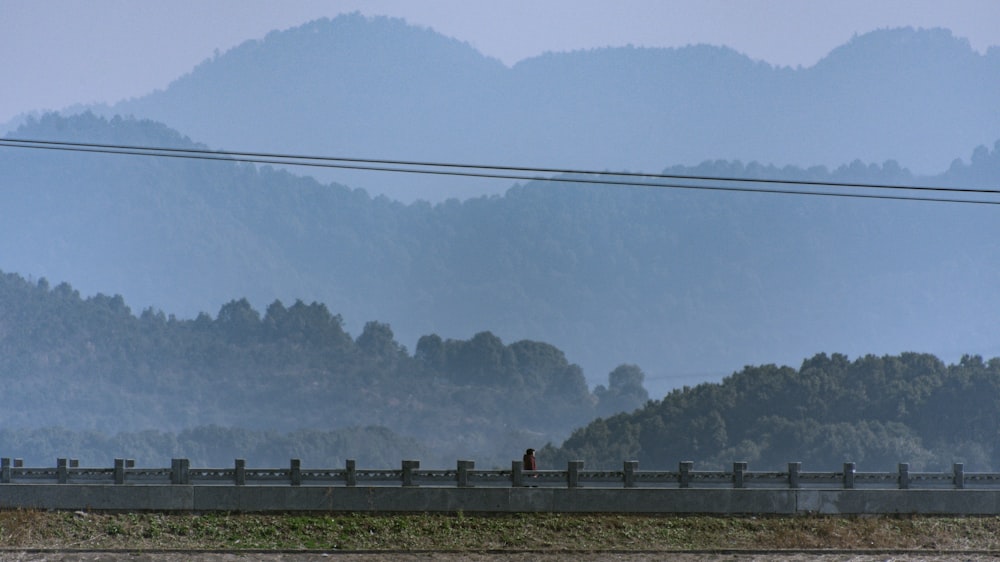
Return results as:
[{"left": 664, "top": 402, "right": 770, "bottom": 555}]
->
[
  {"left": 0, "top": 457, "right": 988, "bottom": 489},
  {"left": 4, "top": 457, "right": 999, "bottom": 514}
]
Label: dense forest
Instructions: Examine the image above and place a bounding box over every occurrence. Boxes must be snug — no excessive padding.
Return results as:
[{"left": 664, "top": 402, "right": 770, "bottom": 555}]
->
[
  {"left": 545, "top": 352, "right": 1000, "bottom": 472},
  {"left": 0, "top": 269, "right": 647, "bottom": 467},
  {"left": 7, "top": 259, "right": 1000, "bottom": 473},
  {"left": 5, "top": 113, "right": 1000, "bottom": 398}
]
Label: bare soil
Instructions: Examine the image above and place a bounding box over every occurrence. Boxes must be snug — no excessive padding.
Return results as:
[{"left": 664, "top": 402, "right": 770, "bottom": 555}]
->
[
  {"left": 3, "top": 552, "right": 1000, "bottom": 561},
  {"left": 3, "top": 511, "right": 1000, "bottom": 561}
]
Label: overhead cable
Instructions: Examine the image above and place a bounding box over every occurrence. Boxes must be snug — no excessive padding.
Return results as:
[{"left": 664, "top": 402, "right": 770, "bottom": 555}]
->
[{"left": 1, "top": 137, "right": 997, "bottom": 206}]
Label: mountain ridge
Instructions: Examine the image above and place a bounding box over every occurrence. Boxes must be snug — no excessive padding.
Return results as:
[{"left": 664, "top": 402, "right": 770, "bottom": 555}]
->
[
  {"left": 93, "top": 16, "right": 1000, "bottom": 201},
  {"left": 4, "top": 112, "right": 1000, "bottom": 397}
]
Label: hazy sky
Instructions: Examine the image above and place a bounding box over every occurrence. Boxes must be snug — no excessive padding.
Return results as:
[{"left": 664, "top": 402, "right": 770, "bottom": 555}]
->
[{"left": 2, "top": 0, "right": 999, "bottom": 124}]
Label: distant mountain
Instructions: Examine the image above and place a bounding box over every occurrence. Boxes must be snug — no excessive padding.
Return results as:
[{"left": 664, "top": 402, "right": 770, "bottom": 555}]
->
[
  {"left": 98, "top": 15, "right": 1000, "bottom": 201},
  {"left": 4, "top": 113, "right": 1000, "bottom": 398}
]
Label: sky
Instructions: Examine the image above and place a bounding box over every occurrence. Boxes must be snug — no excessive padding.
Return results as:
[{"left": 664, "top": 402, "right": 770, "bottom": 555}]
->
[{"left": 2, "top": 0, "right": 1000, "bottom": 125}]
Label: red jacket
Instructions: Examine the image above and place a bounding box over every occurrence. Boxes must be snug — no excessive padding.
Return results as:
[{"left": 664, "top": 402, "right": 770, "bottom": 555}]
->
[{"left": 523, "top": 453, "right": 537, "bottom": 471}]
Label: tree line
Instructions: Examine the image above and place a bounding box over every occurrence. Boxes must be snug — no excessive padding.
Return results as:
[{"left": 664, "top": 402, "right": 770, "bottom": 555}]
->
[
  {"left": 545, "top": 352, "right": 1000, "bottom": 471},
  {"left": 0, "top": 270, "right": 647, "bottom": 467}
]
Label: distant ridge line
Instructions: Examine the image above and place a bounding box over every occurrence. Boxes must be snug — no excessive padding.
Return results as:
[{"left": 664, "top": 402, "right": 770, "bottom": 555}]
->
[{"left": 3, "top": 137, "right": 999, "bottom": 205}]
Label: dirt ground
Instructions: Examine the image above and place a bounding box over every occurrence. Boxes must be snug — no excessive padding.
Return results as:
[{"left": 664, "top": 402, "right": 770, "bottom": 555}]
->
[{"left": 3, "top": 551, "right": 1000, "bottom": 561}]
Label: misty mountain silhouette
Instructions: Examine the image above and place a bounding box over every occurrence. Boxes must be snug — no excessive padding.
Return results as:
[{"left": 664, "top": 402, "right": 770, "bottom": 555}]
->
[
  {"left": 4, "top": 112, "right": 1000, "bottom": 397},
  {"left": 103, "top": 15, "right": 1000, "bottom": 201},
  {"left": 4, "top": 14, "right": 1000, "bottom": 396}
]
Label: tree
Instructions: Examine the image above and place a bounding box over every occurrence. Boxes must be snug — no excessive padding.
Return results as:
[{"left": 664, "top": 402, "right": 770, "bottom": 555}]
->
[
  {"left": 215, "top": 298, "right": 260, "bottom": 341},
  {"left": 415, "top": 333, "right": 445, "bottom": 369},
  {"left": 509, "top": 340, "right": 570, "bottom": 387},
  {"left": 356, "top": 321, "right": 404, "bottom": 364},
  {"left": 595, "top": 364, "right": 650, "bottom": 417},
  {"left": 264, "top": 299, "right": 350, "bottom": 349},
  {"left": 446, "top": 331, "right": 513, "bottom": 386}
]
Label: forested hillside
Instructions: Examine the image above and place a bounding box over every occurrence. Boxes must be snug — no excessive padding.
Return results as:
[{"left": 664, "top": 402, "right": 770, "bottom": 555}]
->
[
  {"left": 4, "top": 113, "right": 1000, "bottom": 397},
  {"left": 545, "top": 352, "right": 1000, "bottom": 472},
  {"left": 3, "top": 116, "right": 998, "bottom": 469},
  {"left": 0, "top": 269, "right": 646, "bottom": 466},
  {"left": 3, "top": 12, "right": 997, "bottom": 474}
]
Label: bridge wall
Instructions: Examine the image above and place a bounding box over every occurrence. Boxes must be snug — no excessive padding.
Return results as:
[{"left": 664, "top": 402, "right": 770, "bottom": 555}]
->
[
  {"left": 3, "top": 458, "right": 999, "bottom": 514},
  {"left": 3, "top": 485, "right": 1000, "bottom": 515}
]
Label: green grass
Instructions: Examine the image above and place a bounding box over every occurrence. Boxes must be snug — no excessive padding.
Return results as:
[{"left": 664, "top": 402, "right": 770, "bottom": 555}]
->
[{"left": 2, "top": 511, "right": 1000, "bottom": 551}]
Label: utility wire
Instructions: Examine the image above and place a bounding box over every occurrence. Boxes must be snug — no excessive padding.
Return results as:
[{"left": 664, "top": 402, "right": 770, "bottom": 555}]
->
[
  {"left": 6, "top": 137, "right": 997, "bottom": 194},
  {"left": 5, "top": 137, "right": 997, "bottom": 195},
  {"left": 1, "top": 137, "right": 998, "bottom": 206}
]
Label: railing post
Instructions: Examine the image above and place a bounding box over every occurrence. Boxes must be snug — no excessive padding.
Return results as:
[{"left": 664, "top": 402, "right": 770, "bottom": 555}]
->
[
  {"left": 114, "top": 458, "right": 125, "bottom": 485},
  {"left": 457, "top": 460, "right": 474, "bottom": 488},
  {"left": 954, "top": 463, "right": 965, "bottom": 489},
  {"left": 898, "top": 463, "right": 909, "bottom": 489},
  {"left": 346, "top": 459, "right": 357, "bottom": 487},
  {"left": 788, "top": 462, "right": 801, "bottom": 489},
  {"left": 290, "top": 459, "right": 302, "bottom": 486},
  {"left": 235, "top": 459, "right": 246, "bottom": 486},
  {"left": 512, "top": 460, "right": 524, "bottom": 487},
  {"left": 843, "top": 462, "right": 855, "bottom": 489},
  {"left": 402, "top": 460, "right": 419, "bottom": 487},
  {"left": 624, "top": 460, "right": 638, "bottom": 488},
  {"left": 1, "top": 458, "right": 10, "bottom": 484},
  {"left": 567, "top": 460, "right": 583, "bottom": 488},
  {"left": 14, "top": 459, "right": 23, "bottom": 468},
  {"left": 57, "top": 458, "right": 68, "bottom": 484},
  {"left": 679, "top": 461, "right": 693, "bottom": 488},
  {"left": 70, "top": 459, "right": 79, "bottom": 468},
  {"left": 733, "top": 461, "right": 747, "bottom": 488},
  {"left": 171, "top": 458, "right": 190, "bottom": 484}
]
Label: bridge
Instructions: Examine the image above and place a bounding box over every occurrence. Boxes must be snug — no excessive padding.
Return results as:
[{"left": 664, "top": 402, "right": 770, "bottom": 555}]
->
[{"left": 2, "top": 457, "right": 998, "bottom": 515}]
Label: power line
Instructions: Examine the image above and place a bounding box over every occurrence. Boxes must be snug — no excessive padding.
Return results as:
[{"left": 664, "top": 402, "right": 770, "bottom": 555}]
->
[
  {"left": 6, "top": 137, "right": 995, "bottom": 193},
  {"left": 1, "top": 137, "right": 998, "bottom": 205}
]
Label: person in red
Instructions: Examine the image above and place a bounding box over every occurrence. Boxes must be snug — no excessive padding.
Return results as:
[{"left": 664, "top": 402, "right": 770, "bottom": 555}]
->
[{"left": 523, "top": 448, "right": 537, "bottom": 471}]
